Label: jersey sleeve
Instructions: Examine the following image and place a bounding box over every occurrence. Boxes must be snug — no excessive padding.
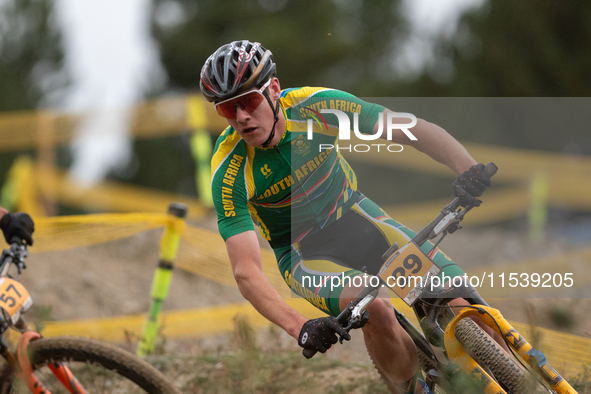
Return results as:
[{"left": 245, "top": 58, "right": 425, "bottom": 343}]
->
[{"left": 211, "top": 133, "right": 254, "bottom": 241}]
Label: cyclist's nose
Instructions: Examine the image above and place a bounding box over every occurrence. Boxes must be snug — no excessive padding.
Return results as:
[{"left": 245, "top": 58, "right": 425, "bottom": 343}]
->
[{"left": 235, "top": 106, "right": 251, "bottom": 122}]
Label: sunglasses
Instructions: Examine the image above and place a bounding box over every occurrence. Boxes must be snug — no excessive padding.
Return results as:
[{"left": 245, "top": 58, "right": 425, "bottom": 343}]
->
[{"left": 214, "top": 79, "right": 272, "bottom": 119}]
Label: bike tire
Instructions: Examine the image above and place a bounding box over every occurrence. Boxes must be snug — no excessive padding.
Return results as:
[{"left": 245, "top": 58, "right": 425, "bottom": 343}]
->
[
  {"left": 454, "top": 318, "right": 529, "bottom": 394},
  {"left": 0, "top": 336, "right": 181, "bottom": 394}
]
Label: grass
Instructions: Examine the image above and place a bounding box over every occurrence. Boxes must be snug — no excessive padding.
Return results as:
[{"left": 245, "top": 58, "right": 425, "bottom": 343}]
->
[
  {"left": 571, "top": 365, "right": 591, "bottom": 393},
  {"left": 145, "top": 314, "right": 390, "bottom": 394}
]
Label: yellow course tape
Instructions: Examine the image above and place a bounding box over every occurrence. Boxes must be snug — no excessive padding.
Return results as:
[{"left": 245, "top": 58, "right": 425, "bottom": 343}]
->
[
  {"left": 46, "top": 170, "right": 206, "bottom": 219},
  {"left": 41, "top": 299, "right": 324, "bottom": 341},
  {"left": 32, "top": 213, "right": 169, "bottom": 252}
]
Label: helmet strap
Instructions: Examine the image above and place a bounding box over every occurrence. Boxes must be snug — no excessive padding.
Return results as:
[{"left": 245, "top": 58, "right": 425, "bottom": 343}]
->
[{"left": 261, "top": 90, "right": 280, "bottom": 148}]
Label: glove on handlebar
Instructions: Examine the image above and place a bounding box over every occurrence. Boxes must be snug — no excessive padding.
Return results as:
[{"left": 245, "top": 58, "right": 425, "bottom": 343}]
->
[
  {"left": 0, "top": 212, "right": 35, "bottom": 245},
  {"left": 298, "top": 316, "right": 351, "bottom": 353},
  {"left": 452, "top": 163, "right": 492, "bottom": 207}
]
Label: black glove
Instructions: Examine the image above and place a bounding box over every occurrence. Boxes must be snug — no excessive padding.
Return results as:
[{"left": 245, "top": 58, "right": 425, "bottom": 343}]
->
[
  {"left": 0, "top": 212, "right": 35, "bottom": 245},
  {"left": 452, "top": 163, "right": 492, "bottom": 207},
  {"left": 298, "top": 316, "right": 351, "bottom": 353}
]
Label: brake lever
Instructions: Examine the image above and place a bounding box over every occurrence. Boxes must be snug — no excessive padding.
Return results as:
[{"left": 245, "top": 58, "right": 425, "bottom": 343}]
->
[
  {"left": 338, "top": 310, "right": 370, "bottom": 344},
  {"left": 15, "top": 260, "right": 26, "bottom": 276},
  {"left": 447, "top": 197, "right": 483, "bottom": 231}
]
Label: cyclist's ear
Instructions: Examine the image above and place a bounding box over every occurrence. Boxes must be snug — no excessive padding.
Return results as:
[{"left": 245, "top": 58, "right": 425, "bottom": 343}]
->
[{"left": 269, "top": 77, "right": 281, "bottom": 100}]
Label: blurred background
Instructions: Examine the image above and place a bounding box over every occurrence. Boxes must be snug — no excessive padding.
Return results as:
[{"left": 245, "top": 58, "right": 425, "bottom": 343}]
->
[{"left": 1, "top": 0, "right": 591, "bottom": 385}]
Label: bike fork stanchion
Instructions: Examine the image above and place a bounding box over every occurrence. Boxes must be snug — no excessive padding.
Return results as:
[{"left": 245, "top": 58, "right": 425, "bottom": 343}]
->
[{"left": 137, "top": 203, "right": 187, "bottom": 356}]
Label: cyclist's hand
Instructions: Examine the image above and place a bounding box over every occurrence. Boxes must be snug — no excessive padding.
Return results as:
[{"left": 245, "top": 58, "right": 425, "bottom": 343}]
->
[
  {"left": 452, "top": 163, "right": 491, "bottom": 207},
  {"left": 0, "top": 212, "right": 35, "bottom": 245},
  {"left": 298, "top": 316, "right": 351, "bottom": 353}
]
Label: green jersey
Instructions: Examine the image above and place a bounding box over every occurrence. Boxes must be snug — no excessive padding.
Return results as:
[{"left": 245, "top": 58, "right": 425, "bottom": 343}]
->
[{"left": 210, "top": 87, "right": 386, "bottom": 248}]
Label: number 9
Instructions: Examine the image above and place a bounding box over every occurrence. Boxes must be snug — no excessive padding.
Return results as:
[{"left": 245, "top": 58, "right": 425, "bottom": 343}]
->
[{"left": 403, "top": 254, "right": 422, "bottom": 274}]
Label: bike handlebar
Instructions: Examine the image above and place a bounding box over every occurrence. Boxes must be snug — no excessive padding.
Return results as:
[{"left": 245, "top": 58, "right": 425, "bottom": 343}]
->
[
  {"left": 0, "top": 240, "right": 28, "bottom": 277},
  {"left": 484, "top": 162, "right": 498, "bottom": 177},
  {"left": 302, "top": 345, "right": 315, "bottom": 359},
  {"left": 302, "top": 162, "right": 498, "bottom": 359}
]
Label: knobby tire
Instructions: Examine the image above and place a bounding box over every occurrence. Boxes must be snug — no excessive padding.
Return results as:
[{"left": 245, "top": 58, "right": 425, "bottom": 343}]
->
[
  {"left": 454, "top": 318, "right": 531, "bottom": 394},
  {"left": 0, "top": 336, "right": 181, "bottom": 394}
]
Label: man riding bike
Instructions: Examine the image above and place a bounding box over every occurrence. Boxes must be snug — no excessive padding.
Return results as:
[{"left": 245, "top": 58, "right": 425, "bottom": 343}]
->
[{"left": 201, "top": 40, "right": 491, "bottom": 394}]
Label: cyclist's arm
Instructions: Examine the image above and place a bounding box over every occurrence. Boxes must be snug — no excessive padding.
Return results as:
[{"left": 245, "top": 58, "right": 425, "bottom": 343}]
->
[
  {"left": 376, "top": 109, "right": 477, "bottom": 175},
  {"left": 0, "top": 207, "right": 7, "bottom": 218},
  {"left": 226, "top": 230, "right": 307, "bottom": 339}
]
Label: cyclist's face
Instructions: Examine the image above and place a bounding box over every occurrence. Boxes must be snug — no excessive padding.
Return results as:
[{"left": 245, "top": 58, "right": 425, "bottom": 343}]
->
[{"left": 225, "top": 78, "right": 282, "bottom": 147}]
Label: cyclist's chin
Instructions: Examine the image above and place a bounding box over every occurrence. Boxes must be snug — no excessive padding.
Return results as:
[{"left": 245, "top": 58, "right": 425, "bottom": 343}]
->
[{"left": 240, "top": 128, "right": 271, "bottom": 147}]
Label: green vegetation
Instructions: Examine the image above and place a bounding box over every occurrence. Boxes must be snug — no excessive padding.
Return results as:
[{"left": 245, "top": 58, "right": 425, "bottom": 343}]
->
[
  {"left": 0, "top": 0, "right": 66, "bottom": 111},
  {"left": 571, "top": 365, "right": 591, "bottom": 393},
  {"left": 546, "top": 306, "right": 577, "bottom": 329}
]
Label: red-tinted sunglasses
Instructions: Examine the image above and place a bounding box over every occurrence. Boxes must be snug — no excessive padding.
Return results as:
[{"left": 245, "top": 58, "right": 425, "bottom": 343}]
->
[{"left": 214, "top": 79, "right": 272, "bottom": 119}]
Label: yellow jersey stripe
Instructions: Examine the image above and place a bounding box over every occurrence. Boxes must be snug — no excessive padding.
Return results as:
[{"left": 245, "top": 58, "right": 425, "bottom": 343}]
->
[
  {"left": 211, "top": 129, "right": 242, "bottom": 185},
  {"left": 281, "top": 87, "right": 336, "bottom": 110},
  {"left": 245, "top": 144, "right": 256, "bottom": 200}
]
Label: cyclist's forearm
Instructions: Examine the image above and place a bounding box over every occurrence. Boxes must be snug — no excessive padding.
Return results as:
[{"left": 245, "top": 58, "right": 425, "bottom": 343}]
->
[
  {"left": 235, "top": 268, "right": 307, "bottom": 339},
  {"left": 225, "top": 231, "right": 307, "bottom": 339}
]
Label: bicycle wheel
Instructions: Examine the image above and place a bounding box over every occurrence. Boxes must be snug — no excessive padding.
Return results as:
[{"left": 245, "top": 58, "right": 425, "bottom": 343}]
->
[
  {"left": 0, "top": 336, "right": 181, "bottom": 394},
  {"left": 454, "top": 318, "right": 530, "bottom": 394}
]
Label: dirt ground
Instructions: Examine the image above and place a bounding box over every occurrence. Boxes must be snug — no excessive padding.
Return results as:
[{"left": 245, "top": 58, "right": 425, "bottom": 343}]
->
[{"left": 16, "top": 218, "right": 591, "bottom": 360}]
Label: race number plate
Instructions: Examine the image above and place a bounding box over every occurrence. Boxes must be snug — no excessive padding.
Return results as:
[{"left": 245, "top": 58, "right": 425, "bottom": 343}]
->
[
  {"left": 378, "top": 242, "right": 441, "bottom": 306},
  {"left": 0, "top": 277, "right": 32, "bottom": 325}
]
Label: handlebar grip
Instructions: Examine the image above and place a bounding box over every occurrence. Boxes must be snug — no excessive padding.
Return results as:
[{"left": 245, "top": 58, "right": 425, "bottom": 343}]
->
[
  {"left": 10, "top": 236, "right": 21, "bottom": 245},
  {"left": 484, "top": 162, "right": 498, "bottom": 179},
  {"left": 302, "top": 348, "right": 317, "bottom": 359}
]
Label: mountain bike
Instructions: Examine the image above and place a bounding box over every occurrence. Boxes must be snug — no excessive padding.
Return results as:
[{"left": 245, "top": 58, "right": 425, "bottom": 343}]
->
[
  {"left": 0, "top": 240, "right": 182, "bottom": 394},
  {"left": 303, "top": 163, "right": 578, "bottom": 394}
]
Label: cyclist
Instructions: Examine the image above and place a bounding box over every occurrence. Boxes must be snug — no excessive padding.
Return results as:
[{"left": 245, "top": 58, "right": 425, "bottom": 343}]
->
[
  {"left": 201, "top": 40, "right": 491, "bottom": 394},
  {"left": 0, "top": 207, "right": 35, "bottom": 245}
]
